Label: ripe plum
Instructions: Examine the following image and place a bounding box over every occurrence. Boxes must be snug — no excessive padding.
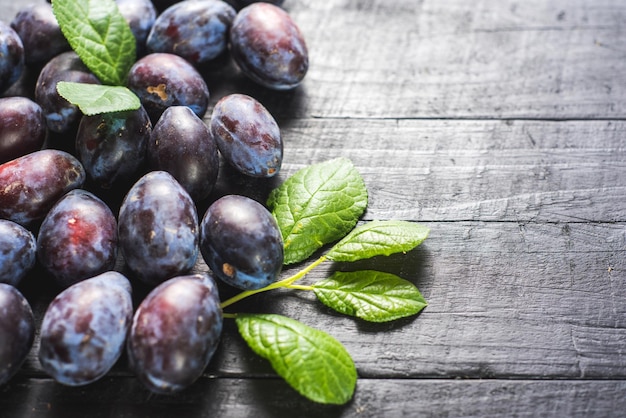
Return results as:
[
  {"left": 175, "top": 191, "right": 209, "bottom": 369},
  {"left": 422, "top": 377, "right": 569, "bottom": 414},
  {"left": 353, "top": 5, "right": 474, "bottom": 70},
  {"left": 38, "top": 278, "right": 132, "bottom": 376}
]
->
[
  {"left": 38, "top": 272, "right": 133, "bottom": 386},
  {"left": 210, "top": 93, "right": 282, "bottom": 178},
  {"left": 127, "top": 273, "right": 222, "bottom": 393},
  {"left": 10, "top": 3, "right": 70, "bottom": 65},
  {"left": 0, "top": 149, "right": 86, "bottom": 226},
  {"left": 146, "top": 0, "right": 236, "bottom": 64},
  {"left": 118, "top": 171, "right": 199, "bottom": 285},
  {"left": 0, "top": 21, "right": 24, "bottom": 94},
  {"left": 35, "top": 51, "right": 100, "bottom": 133},
  {"left": 148, "top": 106, "right": 218, "bottom": 201},
  {"left": 200, "top": 194, "right": 283, "bottom": 290},
  {"left": 127, "top": 53, "right": 209, "bottom": 121},
  {"left": 0, "top": 219, "right": 36, "bottom": 287},
  {"left": 229, "top": 3, "right": 308, "bottom": 90},
  {"left": 0, "top": 283, "right": 35, "bottom": 386},
  {"left": 0, "top": 96, "right": 46, "bottom": 164},
  {"left": 37, "top": 189, "right": 118, "bottom": 288},
  {"left": 76, "top": 106, "right": 152, "bottom": 189}
]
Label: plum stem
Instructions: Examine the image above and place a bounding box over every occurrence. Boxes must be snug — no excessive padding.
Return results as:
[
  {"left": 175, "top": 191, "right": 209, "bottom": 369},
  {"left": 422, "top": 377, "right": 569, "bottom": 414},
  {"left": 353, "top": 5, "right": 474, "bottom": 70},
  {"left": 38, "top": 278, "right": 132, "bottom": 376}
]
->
[{"left": 220, "top": 255, "right": 327, "bottom": 310}]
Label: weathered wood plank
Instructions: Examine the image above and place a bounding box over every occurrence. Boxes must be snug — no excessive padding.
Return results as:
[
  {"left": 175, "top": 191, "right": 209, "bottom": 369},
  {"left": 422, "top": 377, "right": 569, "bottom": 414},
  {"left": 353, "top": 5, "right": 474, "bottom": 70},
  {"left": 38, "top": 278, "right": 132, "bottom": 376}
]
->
[
  {"left": 2, "top": 377, "right": 626, "bottom": 418},
  {"left": 211, "top": 119, "right": 626, "bottom": 223},
  {"left": 291, "top": 0, "right": 626, "bottom": 119}
]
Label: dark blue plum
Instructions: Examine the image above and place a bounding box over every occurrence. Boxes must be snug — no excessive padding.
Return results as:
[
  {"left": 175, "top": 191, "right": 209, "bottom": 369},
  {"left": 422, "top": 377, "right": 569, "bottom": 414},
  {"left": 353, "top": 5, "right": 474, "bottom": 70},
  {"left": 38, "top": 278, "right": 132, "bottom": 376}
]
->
[
  {"left": 0, "top": 97, "right": 47, "bottom": 164},
  {"left": 229, "top": 3, "right": 308, "bottom": 90},
  {"left": 210, "top": 93, "right": 282, "bottom": 178},
  {"left": 0, "top": 21, "right": 24, "bottom": 95},
  {"left": 76, "top": 106, "right": 152, "bottom": 189},
  {"left": 118, "top": 171, "right": 199, "bottom": 285},
  {"left": 37, "top": 189, "right": 118, "bottom": 289},
  {"left": 200, "top": 194, "right": 283, "bottom": 290},
  {"left": 127, "top": 53, "right": 209, "bottom": 122},
  {"left": 127, "top": 273, "right": 222, "bottom": 393},
  {"left": 0, "top": 283, "right": 35, "bottom": 386},
  {"left": 35, "top": 52, "right": 101, "bottom": 133},
  {"left": 0, "top": 149, "right": 86, "bottom": 227},
  {"left": 38, "top": 272, "right": 133, "bottom": 386},
  {"left": 116, "top": 0, "right": 157, "bottom": 55},
  {"left": 147, "top": 0, "right": 236, "bottom": 65},
  {"left": 0, "top": 219, "right": 36, "bottom": 287},
  {"left": 148, "top": 106, "right": 219, "bottom": 201},
  {"left": 10, "top": 3, "right": 71, "bottom": 65}
]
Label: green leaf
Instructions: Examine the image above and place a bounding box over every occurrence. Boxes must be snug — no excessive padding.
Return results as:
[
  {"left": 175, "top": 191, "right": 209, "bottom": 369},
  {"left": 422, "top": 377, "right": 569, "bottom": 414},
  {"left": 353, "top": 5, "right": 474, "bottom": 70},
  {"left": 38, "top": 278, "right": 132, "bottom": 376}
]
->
[
  {"left": 52, "top": 0, "right": 136, "bottom": 85},
  {"left": 267, "top": 158, "right": 368, "bottom": 265},
  {"left": 326, "top": 220, "right": 430, "bottom": 262},
  {"left": 314, "top": 270, "right": 427, "bottom": 322},
  {"left": 57, "top": 82, "right": 140, "bottom": 115},
  {"left": 236, "top": 314, "right": 357, "bottom": 404}
]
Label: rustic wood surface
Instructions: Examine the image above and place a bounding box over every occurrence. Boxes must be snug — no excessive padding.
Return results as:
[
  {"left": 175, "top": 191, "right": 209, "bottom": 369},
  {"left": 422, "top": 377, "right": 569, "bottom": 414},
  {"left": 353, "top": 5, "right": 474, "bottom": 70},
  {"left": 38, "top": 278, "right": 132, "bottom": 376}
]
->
[{"left": 2, "top": 0, "right": 626, "bottom": 416}]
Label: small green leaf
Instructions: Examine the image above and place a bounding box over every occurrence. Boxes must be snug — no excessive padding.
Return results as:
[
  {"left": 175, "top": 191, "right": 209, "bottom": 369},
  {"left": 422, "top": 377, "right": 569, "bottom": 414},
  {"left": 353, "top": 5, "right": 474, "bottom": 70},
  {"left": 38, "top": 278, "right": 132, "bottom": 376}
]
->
[
  {"left": 267, "top": 158, "right": 368, "bottom": 265},
  {"left": 314, "top": 270, "right": 427, "bottom": 322},
  {"left": 326, "top": 220, "right": 430, "bottom": 262},
  {"left": 52, "top": 0, "right": 136, "bottom": 85},
  {"left": 236, "top": 313, "right": 357, "bottom": 404},
  {"left": 57, "top": 82, "right": 140, "bottom": 115}
]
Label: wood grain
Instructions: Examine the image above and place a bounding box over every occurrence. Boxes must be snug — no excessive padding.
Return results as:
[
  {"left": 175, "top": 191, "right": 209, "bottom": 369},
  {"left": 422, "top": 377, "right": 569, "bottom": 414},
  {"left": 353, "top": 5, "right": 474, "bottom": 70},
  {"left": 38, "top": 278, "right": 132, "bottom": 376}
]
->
[
  {"left": 2, "top": 377, "right": 626, "bottom": 417},
  {"left": 276, "top": 119, "right": 626, "bottom": 222}
]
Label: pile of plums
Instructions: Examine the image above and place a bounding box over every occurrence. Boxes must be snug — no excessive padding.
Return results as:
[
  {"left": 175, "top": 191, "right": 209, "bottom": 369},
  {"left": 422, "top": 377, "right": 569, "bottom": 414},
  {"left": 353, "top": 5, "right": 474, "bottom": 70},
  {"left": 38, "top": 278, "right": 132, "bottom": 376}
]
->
[{"left": 0, "top": 0, "right": 305, "bottom": 393}]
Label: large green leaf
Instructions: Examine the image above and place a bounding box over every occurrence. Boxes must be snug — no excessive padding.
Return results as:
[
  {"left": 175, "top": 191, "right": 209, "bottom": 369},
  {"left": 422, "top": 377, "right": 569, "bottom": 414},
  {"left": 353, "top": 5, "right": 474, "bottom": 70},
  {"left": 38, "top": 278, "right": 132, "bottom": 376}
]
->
[
  {"left": 314, "top": 270, "right": 427, "bottom": 322},
  {"left": 326, "top": 220, "right": 430, "bottom": 262},
  {"left": 236, "top": 314, "right": 357, "bottom": 404},
  {"left": 267, "top": 158, "right": 368, "bottom": 265},
  {"left": 56, "top": 82, "right": 140, "bottom": 115}
]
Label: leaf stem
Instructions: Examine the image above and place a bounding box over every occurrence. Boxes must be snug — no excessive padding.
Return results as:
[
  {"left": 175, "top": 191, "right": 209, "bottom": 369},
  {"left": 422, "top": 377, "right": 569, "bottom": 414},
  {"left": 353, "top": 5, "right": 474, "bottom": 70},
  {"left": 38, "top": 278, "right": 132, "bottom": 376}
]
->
[
  {"left": 220, "top": 255, "right": 327, "bottom": 310},
  {"left": 286, "top": 284, "right": 316, "bottom": 291}
]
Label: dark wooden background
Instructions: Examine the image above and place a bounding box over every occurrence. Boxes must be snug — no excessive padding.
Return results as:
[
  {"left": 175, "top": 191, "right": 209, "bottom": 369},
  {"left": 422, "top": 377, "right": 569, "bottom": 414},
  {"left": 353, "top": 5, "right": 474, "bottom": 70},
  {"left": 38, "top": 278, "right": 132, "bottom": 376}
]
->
[{"left": 2, "top": 0, "right": 626, "bottom": 416}]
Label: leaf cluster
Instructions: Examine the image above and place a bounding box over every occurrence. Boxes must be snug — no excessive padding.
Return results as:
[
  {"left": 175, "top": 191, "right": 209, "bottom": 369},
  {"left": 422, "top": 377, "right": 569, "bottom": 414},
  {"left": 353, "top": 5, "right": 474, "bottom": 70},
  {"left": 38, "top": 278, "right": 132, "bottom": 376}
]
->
[{"left": 227, "top": 158, "right": 430, "bottom": 404}]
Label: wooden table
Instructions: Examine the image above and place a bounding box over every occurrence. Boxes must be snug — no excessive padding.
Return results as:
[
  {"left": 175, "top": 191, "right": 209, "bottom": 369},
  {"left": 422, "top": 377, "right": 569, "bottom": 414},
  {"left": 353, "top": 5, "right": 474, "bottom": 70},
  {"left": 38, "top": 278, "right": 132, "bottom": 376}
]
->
[{"left": 2, "top": 0, "right": 626, "bottom": 416}]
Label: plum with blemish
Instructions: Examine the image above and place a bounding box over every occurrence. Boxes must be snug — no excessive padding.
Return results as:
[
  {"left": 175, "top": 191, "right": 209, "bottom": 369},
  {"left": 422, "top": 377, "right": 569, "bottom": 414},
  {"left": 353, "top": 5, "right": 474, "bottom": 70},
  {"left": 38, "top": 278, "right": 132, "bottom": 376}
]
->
[
  {"left": 210, "top": 93, "right": 282, "bottom": 178},
  {"left": 127, "top": 53, "right": 209, "bottom": 122},
  {"left": 200, "top": 194, "right": 283, "bottom": 290}
]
